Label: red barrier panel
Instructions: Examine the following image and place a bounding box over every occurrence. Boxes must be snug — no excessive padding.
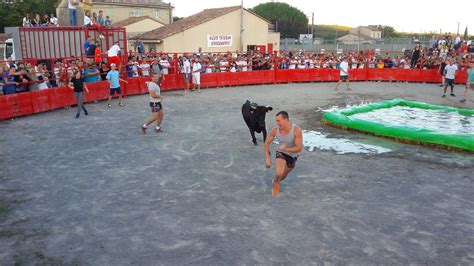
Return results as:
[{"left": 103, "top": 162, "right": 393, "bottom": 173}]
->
[
  {"left": 31, "top": 90, "right": 52, "bottom": 113},
  {"left": 125, "top": 78, "right": 142, "bottom": 96},
  {"left": 49, "top": 87, "right": 75, "bottom": 109},
  {"left": 290, "top": 69, "right": 313, "bottom": 82},
  {"left": 418, "top": 69, "right": 440, "bottom": 83},
  {"left": 318, "top": 68, "right": 339, "bottom": 82},
  {"left": 216, "top": 72, "right": 232, "bottom": 87},
  {"left": 85, "top": 81, "right": 109, "bottom": 102},
  {"left": 124, "top": 78, "right": 141, "bottom": 96},
  {"left": 237, "top": 71, "right": 268, "bottom": 85},
  {"left": 161, "top": 74, "right": 178, "bottom": 91},
  {"left": 200, "top": 73, "right": 218, "bottom": 88},
  {"left": 264, "top": 70, "right": 275, "bottom": 84},
  {"left": 455, "top": 71, "right": 467, "bottom": 84},
  {"left": 349, "top": 69, "right": 367, "bottom": 81},
  {"left": 139, "top": 77, "right": 152, "bottom": 94},
  {"left": 0, "top": 95, "right": 16, "bottom": 120},
  {"left": 15, "top": 93, "right": 34, "bottom": 117},
  {"left": 275, "top": 69, "right": 290, "bottom": 83},
  {"left": 228, "top": 72, "right": 239, "bottom": 86}
]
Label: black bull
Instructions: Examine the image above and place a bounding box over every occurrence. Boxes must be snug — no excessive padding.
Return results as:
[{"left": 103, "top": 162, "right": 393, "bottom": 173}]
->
[{"left": 241, "top": 100, "right": 273, "bottom": 145}]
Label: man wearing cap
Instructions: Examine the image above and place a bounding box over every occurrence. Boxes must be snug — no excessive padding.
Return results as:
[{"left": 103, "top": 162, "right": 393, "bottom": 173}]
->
[{"left": 106, "top": 63, "right": 128, "bottom": 107}]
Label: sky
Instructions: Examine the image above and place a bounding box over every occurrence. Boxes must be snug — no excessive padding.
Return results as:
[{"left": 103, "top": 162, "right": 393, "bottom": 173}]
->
[{"left": 170, "top": 0, "right": 473, "bottom": 35}]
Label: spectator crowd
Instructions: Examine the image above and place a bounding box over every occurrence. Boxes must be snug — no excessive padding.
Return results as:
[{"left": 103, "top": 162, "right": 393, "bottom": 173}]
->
[{"left": 2, "top": 36, "right": 474, "bottom": 95}]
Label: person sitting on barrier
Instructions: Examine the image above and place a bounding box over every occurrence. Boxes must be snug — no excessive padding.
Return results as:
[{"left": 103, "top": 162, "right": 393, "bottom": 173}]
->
[
  {"left": 84, "top": 11, "right": 93, "bottom": 27},
  {"left": 106, "top": 63, "right": 127, "bottom": 108},
  {"left": 68, "top": 70, "right": 89, "bottom": 119},
  {"left": 460, "top": 61, "right": 474, "bottom": 103},
  {"left": 107, "top": 42, "right": 122, "bottom": 73}
]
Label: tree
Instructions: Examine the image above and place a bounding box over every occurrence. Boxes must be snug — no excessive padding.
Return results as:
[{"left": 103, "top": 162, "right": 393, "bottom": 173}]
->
[
  {"left": 464, "top": 27, "right": 468, "bottom": 39},
  {"left": 368, "top": 25, "right": 399, "bottom": 38},
  {"left": 251, "top": 2, "right": 308, "bottom": 39},
  {"left": 173, "top": 16, "right": 183, "bottom": 22},
  {"left": 0, "top": 0, "right": 57, "bottom": 33}
]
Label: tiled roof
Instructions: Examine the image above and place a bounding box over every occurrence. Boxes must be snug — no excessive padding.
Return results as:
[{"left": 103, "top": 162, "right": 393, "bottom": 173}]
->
[
  {"left": 0, "top": 33, "right": 11, "bottom": 43},
  {"left": 112, "top": 16, "right": 166, "bottom": 27},
  {"left": 135, "top": 6, "right": 241, "bottom": 40}
]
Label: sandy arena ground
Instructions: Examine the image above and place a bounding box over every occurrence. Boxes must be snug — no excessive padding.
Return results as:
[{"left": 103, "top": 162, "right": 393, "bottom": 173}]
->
[{"left": 1, "top": 81, "right": 473, "bottom": 264}]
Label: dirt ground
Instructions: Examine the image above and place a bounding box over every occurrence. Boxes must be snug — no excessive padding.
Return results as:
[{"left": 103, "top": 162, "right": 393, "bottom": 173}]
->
[{"left": 1, "top": 81, "right": 473, "bottom": 264}]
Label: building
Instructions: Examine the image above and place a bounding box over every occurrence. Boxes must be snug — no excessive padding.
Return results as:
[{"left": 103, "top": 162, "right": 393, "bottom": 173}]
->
[
  {"left": 112, "top": 16, "right": 165, "bottom": 52},
  {"left": 133, "top": 6, "right": 280, "bottom": 53},
  {"left": 56, "top": 0, "right": 172, "bottom": 27},
  {"left": 112, "top": 16, "right": 165, "bottom": 38},
  {"left": 0, "top": 33, "right": 11, "bottom": 60},
  {"left": 338, "top": 26, "right": 382, "bottom": 45}
]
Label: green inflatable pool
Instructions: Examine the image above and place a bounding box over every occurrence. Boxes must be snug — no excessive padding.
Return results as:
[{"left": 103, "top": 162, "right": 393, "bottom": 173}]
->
[{"left": 323, "top": 99, "right": 474, "bottom": 152}]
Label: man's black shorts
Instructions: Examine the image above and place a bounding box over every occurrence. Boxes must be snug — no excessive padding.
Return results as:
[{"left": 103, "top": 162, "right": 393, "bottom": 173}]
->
[
  {"left": 340, "top": 75, "right": 348, "bottom": 81},
  {"left": 150, "top": 102, "right": 162, "bottom": 113},
  {"left": 276, "top": 151, "right": 298, "bottom": 169},
  {"left": 445, "top": 78, "right": 454, "bottom": 87}
]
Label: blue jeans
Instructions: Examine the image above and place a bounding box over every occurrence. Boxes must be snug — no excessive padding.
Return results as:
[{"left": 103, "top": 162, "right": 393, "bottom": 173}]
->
[{"left": 69, "top": 9, "right": 77, "bottom": 26}]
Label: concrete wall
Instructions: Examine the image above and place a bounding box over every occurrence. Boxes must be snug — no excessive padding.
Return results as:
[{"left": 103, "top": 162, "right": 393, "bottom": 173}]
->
[
  {"left": 125, "top": 19, "right": 164, "bottom": 38},
  {"left": 92, "top": 4, "right": 170, "bottom": 25},
  {"left": 144, "top": 9, "right": 280, "bottom": 53}
]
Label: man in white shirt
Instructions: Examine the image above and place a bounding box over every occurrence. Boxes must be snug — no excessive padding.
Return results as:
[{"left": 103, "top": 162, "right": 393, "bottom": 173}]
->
[
  {"left": 237, "top": 55, "right": 248, "bottom": 72},
  {"left": 335, "top": 57, "right": 351, "bottom": 91},
  {"left": 159, "top": 56, "right": 170, "bottom": 75},
  {"left": 180, "top": 56, "right": 191, "bottom": 94},
  {"left": 139, "top": 61, "right": 151, "bottom": 77},
  {"left": 192, "top": 58, "right": 202, "bottom": 93},
  {"left": 442, "top": 58, "right": 458, "bottom": 97}
]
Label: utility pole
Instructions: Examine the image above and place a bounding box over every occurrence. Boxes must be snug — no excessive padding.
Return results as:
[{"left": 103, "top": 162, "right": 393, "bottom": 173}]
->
[
  {"left": 240, "top": 0, "right": 244, "bottom": 51},
  {"left": 457, "top": 22, "right": 460, "bottom": 35},
  {"left": 311, "top": 12, "right": 314, "bottom": 44}
]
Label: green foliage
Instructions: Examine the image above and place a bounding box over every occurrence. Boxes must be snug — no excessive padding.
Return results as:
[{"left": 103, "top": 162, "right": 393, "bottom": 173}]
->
[
  {"left": 311, "top": 25, "right": 350, "bottom": 40},
  {"left": 173, "top": 16, "right": 183, "bottom": 22},
  {"left": 251, "top": 2, "right": 308, "bottom": 38},
  {"left": 368, "top": 25, "right": 399, "bottom": 38},
  {"left": 0, "top": 0, "right": 57, "bottom": 33}
]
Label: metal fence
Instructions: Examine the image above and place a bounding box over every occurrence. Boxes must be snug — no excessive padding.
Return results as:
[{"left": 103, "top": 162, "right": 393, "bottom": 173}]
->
[{"left": 280, "top": 38, "right": 434, "bottom": 54}]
